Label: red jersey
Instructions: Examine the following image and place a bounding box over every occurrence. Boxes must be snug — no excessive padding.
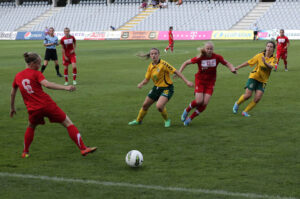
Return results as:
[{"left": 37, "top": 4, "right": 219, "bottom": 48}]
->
[
  {"left": 169, "top": 30, "right": 173, "bottom": 42},
  {"left": 276, "top": 36, "right": 289, "bottom": 51},
  {"left": 12, "top": 68, "right": 56, "bottom": 111},
  {"left": 191, "top": 53, "right": 227, "bottom": 84},
  {"left": 60, "top": 35, "right": 76, "bottom": 56}
]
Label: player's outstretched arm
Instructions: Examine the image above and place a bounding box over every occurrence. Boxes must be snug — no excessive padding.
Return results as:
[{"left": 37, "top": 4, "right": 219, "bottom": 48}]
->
[
  {"left": 137, "top": 78, "right": 150, "bottom": 89},
  {"left": 236, "top": 61, "right": 249, "bottom": 70},
  {"left": 174, "top": 70, "right": 194, "bottom": 87},
  {"left": 10, "top": 87, "right": 18, "bottom": 117},
  {"left": 40, "top": 79, "right": 76, "bottom": 91},
  {"left": 225, "top": 62, "right": 237, "bottom": 74},
  {"left": 179, "top": 59, "right": 193, "bottom": 73}
]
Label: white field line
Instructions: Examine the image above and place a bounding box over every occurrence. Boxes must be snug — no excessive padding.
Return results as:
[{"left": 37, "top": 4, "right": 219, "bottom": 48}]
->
[{"left": 0, "top": 172, "right": 298, "bottom": 199}]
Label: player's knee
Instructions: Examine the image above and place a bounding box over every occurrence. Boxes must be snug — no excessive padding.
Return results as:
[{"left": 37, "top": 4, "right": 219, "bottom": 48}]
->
[
  {"left": 195, "top": 100, "right": 203, "bottom": 106},
  {"left": 244, "top": 94, "right": 251, "bottom": 100},
  {"left": 156, "top": 104, "right": 164, "bottom": 112},
  {"left": 28, "top": 123, "right": 36, "bottom": 129},
  {"left": 142, "top": 104, "right": 150, "bottom": 111}
]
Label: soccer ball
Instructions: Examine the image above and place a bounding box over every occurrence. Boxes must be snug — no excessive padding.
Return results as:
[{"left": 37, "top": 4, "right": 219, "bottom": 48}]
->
[{"left": 125, "top": 150, "right": 143, "bottom": 167}]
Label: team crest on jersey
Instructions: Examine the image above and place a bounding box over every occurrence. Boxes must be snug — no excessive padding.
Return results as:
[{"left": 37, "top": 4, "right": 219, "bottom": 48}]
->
[
  {"left": 278, "top": 39, "right": 286, "bottom": 43},
  {"left": 201, "top": 59, "right": 217, "bottom": 67}
]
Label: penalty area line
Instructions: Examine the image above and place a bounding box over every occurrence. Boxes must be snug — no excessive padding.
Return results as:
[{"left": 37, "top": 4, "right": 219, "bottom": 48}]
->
[{"left": 0, "top": 172, "right": 297, "bottom": 199}]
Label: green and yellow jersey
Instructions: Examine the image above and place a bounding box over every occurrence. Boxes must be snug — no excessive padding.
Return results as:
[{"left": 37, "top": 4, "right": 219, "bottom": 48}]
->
[
  {"left": 247, "top": 52, "right": 277, "bottom": 83},
  {"left": 145, "top": 59, "right": 176, "bottom": 87}
]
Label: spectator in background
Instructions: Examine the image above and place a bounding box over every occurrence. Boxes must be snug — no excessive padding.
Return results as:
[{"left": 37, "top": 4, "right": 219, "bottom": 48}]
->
[
  {"left": 159, "top": 0, "right": 168, "bottom": 9},
  {"left": 252, "top": 23, "right": 259, "bottom": 40},
  {"left": 151, "top": 0, "right": 158, "bottom": 8},
  {"left": 176, "top": 0, "right": 182, "bottom": 5},
  {"left": 44, "top": 26, "right": 49, "bottom": 36},
  {"left": 110, "top": 26, "right": 116, "bottom": 31},
  {"left": 140, "top": 0, "right": 147, "bottom": 10}
]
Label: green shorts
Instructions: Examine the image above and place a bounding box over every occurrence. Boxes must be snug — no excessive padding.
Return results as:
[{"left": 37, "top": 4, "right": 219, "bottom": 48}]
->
[
  {"left": 148, "top": 85, "right": 174, "bottom": 101},
  {"left": 245, "top": 78, "right": 266, "bottom": 92}
]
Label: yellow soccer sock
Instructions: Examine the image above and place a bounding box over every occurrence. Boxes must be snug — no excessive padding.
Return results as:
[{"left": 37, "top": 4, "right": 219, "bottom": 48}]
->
[
  {"left": 161, "top": 108, "right": 168, "bottom": 121},
  {"left": 136, "top": 108, "right": 147, "bottom": 122},
  {"left": 244, "top": 101, "right": 257, "bottom": 112},
  {"left": 237, "top": 94, "right": 246, "bottom": 105}
]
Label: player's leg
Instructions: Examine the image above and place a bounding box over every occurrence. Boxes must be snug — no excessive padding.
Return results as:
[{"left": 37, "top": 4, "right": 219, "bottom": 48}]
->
[
  {"left": 41, "top": 60, "right": 48, "bottom": 73},
  {"left": 129, "top": 96, "right": 155, "bottom": 125},
  {"left": 189, "top": 93, "right": 211, "bottom": 120},
  {"left": 156, "top": 96, "right": 171, "bottom": 127},
  {"left": 233, "top": 79, "right": 253, "bottom": 114},
  {"left": 165, "top": 44, "right": 170, "bottom": 52},
  {"left": 170, "top": 43, "right": 174, "bottom": 52},
  {"left": 54, "top": 60, "right": 62, "bottom": 77},
  {"left": 22, "top": 122, "right": 37, "bottom": 158},
  {"left": 184, "top": 92, "right": 204, "bottom": 126},
  {"left": 275, "top": 51, "right": 281, "bottom": 71},
  {"left": 283, "top": 52, "right": 288, "bottom": 71},
  {"left": 71, "top": 55, "right": 77, "bottom": 85},
  {"left": 61, "top": 116, "right": 97, "bottom": 156},
  {"left": 64, "top": 65, "right": 69, "bottom": 85},
  {"left": 243, "top": 90, "right": 264, "bottom": 117}
]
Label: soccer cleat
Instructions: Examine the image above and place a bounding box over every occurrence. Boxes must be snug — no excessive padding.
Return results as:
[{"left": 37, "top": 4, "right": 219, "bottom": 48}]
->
[
  {"left": 285, "top": 69, "right": 288, "bottom": 72},
  {"left": 64, "top": 82, "right": 69, "bottom": 86},
  {"left": 73, "top": 80, "right": 77, "bottom": 85},
  {"left": 184, "top": 117, "right": 192, "bottom": 126},
  {"left": 128, "top": 120, "right": 142, "bottom": 126},
  {"left": 81, "top": 147, "right": 97, "bottom": 156},
  {"left": 164, "top": 119, "right": 171, "bottom": 128},
  {"left": 181, "top": 109, "right": 188, "bottom": 122},
  {"left": 57, "top": 73, "right": 63, "bottom": 77},
  {"left": 164, "top": 49, "right": 167, "bottom": 53},
  {"left": 233, "top": 102, "right": 239, "bottom": 114},
  {"left": 22, "top": 152, "right": 30, "bottom": 158},
  {"left": 242, "top": 111, "right": 251, "bottom": 117}
]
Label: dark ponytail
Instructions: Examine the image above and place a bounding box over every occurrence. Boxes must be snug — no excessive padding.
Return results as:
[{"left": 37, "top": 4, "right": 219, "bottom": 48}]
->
[
  {"left": 137, "top": 48, "right": 160, "bottom": 60},
  {"left": 23, "top": 52, "right": 40, "bottom": 64}
]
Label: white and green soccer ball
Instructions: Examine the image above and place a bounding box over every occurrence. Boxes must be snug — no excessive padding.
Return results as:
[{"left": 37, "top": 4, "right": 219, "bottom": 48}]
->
[{"left": 125, "top": 150, "right": 143, "bottom": 167}]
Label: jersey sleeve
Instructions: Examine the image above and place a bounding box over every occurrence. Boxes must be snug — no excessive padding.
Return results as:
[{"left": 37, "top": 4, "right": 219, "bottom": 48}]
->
[
  {"left": 247, "top": 54, "right": 260, "bottom": 67},
  {"left": 145, "top": 65, "right": 152, "bottom": 80},
  {"left": 163, "top": 61, "right": 176, "bottom": 74},
  {"left": 191, "top": 57, "right": 199, "bottom": 64},
  {"left": 217, "top": 55, "right": 228, "bottom": 65},
  {"left": 286, "top": 37, "right": 289, "bottom": 43},
  {"left": 12, "top": 76, "right": 18, "bottom": 88},
  {"left": 37, "top": 71, "right": 46, "bottom": 83}
]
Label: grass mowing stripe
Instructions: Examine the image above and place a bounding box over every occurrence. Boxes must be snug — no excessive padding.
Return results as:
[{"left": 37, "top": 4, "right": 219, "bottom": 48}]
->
[{"left": 0, "top": 172, "right": 297, "bottom": 199}]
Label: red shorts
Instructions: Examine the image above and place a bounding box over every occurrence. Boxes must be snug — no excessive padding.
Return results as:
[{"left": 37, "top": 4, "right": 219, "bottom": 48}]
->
[
  {"left": 169, "top": 40, "right": 174, "bottom": 46},
  {"left": 63, "top": 54, "right": 76, "bottom": 66},
  {"left": 195, "top": 78, "right": 215, "bottom": 95},
  {"left": 276, "top": 50, "right": 287, "bottom": 59},
  {"left": 28, "top": 103, "right": 66, "bottom": 125}
]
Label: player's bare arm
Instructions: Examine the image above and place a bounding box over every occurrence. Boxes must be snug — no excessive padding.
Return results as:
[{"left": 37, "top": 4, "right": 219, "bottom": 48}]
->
[
  {"left": 40, "top": 79, "right": 76, "bottom": 91},
  {"left": 236, "top": 61, "right": 249, "bottom": 70},
  {"left": 137, "top": 78, "right": 150, "bottom": 88},
  {"left": 225, "top": 62, "right": 237, "bottom": 74},
  {"left": 179, "top": 59, "right": 193, "bottom": 73},
  {"left": 262, "top": 57, "right": 273, "bottom": 69},
  {"left": 174, "top": 70, "right": 194, "bottom": 87},
  {"left": 10, "top": 87, "right": 18, "bottom": 117}
]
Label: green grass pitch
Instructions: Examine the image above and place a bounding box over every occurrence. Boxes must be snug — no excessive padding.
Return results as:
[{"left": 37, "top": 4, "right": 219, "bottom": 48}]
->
[{"left": 0, "top": 40, "right": 299, "bottom": 199}]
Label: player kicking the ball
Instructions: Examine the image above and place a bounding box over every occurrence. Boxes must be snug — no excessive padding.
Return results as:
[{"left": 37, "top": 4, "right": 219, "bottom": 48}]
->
[
  {"left": 180, "top": 42, "right": 236, "bottom": 126},
  {"left": 60, "top": 27, "right": 77, "bottom": 85},
  {"left": 10, "top": 52, "right": 97, "bottom": 158}
]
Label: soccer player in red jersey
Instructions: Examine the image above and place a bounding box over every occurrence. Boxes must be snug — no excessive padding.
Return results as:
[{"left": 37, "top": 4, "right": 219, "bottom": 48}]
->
[
  {"left": 164, "top": 26, "right": 174, "bottom": 53},
  {"left": 60, "top": 27, "right": 77, "bottom": 85},
  {"left": 10, "top": 52, "right": 97, "bottom": 158},
  {"left": 178, "top": 42, "right": 236, "bottom": 126},
  {"left": 275, "top": 29, "right": 289, "bottom": 71}
]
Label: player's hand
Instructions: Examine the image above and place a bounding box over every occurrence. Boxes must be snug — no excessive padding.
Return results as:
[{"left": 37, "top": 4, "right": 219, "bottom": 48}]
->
[
  {"left": 262, "top": 57, "right": 266, "bottom": 63},
  {"left": 66, "top": 85, "right": 76, "bottom": 91},
  {"left": 186, "top": 81, "right": 194, "bottom": 88},
  {"left": 10, "top": 109, "right": 16, "bottom": 118},
  {"left": 231, "top": 68, "right": 237, "bottom": 74},
  {"left": 70, "top": 50, "right": 74, "bottom": 54},
  {"left": 137, "top": 83, "right": 143, "bottom": 89},
  {"left": 65, "top": 56, "right": 69, "bottom": 61}
]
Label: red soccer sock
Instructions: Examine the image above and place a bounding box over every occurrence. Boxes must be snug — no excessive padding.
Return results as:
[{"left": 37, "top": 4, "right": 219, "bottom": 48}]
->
[
  {"left": 165, "top": 47, "right": 169, "bottom": 51},
  {"left": 190, "top": 105, "right": 207, "bottom": 120},
  {"left": 283, "top": 59, "right": 287, "bottom": 67},
  {"left": 23, "top": 127, "right": 35, "bottom": 153},
  {"left": 73, "top": 68, "right": 77, "bottom": 81},
  {"left": 64, "top": 68, "right": 68, "bottom": 82},
  {"left": 67, "top": 125, "right": 86, "bottom": 150},
  {"left": 186, "top": 100, "right": 198, "bottom": 112}
]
